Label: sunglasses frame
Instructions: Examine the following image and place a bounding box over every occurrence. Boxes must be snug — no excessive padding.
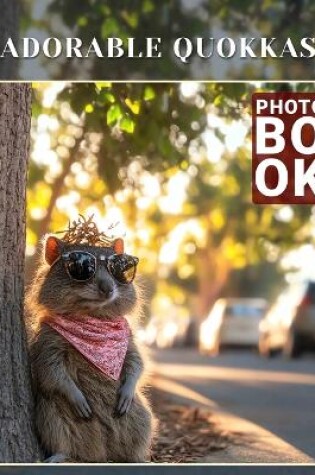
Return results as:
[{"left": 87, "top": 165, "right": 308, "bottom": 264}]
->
[{"left": 51, "top": 250, "right": 139, "bottom": 284}]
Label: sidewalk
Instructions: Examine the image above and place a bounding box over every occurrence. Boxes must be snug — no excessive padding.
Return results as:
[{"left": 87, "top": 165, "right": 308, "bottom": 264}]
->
[
  {"left": 150, "top": 385, "right": 230, "bottom": 462},
  {"left": 151, "top": 375, "right": 314, "bottom": 464},
  {"left": 203, "top": 409, "right": 314, "bottom": 463}
]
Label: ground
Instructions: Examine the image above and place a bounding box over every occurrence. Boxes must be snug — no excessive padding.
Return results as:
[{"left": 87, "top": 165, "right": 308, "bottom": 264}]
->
[
  {"left": 150, "top": 387, "right": 231, "bottom": 462},
  {"left": 150, "top": 346, "right": 315, "bottom": 462}
]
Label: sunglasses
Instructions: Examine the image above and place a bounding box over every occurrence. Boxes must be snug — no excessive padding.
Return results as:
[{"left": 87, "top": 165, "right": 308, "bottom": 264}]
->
[{"left": 52, "top": 251, "right": 139, "bottom": 284}]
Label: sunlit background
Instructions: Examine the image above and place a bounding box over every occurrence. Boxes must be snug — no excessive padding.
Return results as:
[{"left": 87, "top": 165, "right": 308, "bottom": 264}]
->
[{"left": 26, "top": 81, "right": 315, "bottom": 354}]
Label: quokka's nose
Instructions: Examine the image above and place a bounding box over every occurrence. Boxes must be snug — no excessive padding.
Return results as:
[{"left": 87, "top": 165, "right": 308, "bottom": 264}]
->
[{"left": 96, "top": 277, "right": 114, "bottom": 298}]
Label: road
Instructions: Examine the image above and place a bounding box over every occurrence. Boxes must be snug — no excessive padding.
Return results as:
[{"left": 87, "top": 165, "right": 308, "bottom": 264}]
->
[{"left": 152, "top": 347, "right": 315, "bottom": 459}]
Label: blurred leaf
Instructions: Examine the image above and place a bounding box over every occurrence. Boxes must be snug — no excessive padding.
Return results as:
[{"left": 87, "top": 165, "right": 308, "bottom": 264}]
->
[
  {"left": 125, "top": 98, "right": 140, "bottom": 114},
  {"left": 107, "top": 104, "right": 122, "bottom": 125},
  {"left": 144, "top": 86, "right": 156, "bottom": 101},
  {"left": 101, "top": 18, "right": 120, "bottom": 38},
  {"left": 120, "top": 115, "right": 135, "bottom": 133}
]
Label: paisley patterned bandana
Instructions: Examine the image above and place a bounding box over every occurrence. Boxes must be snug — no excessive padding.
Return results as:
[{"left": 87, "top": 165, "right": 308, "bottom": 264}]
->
[{"left": 46, "top": 314, "right": 130, "bottom": 380}]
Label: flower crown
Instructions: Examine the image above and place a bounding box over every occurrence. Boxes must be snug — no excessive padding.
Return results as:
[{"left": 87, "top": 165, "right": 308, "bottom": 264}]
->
[{"left": 56, "top": 215, "right": 121, "bottom": 249}]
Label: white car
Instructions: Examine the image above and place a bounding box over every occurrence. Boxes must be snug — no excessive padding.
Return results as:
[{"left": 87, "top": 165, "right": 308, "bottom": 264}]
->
[
  {"left": 259, "top": 281, "right": 315, "bottom": 358},
  {"left": 140, "top": 311, "right": 192, "bottom": 349},
  {"left": 199, "top": 298, "right": 267, "bottom": 355}
]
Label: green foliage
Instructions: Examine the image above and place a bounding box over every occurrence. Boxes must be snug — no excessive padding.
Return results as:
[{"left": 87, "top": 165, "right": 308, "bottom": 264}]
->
[
  {"left": 22, "top": 0, "right": 315, "bottom": 79},
  {"left": 54, "top": 83, "right": 217, "bottom": 191},
  {"left": 28, "top": 81, "right": 315, "bottom": 314}
]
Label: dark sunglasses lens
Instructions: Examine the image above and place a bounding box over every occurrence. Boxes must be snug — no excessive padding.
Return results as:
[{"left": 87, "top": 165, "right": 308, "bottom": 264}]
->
[
  {"left": 108, "top": 255, "right": 138, "bottom": 284},
  {"left": 65, "top": 252, "right": 95, "bottom": 281}
]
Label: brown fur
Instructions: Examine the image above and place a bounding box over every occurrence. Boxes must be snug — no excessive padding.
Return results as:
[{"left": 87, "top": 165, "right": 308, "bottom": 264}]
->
[{"left": 28, "top": 238, "right": 155, "bottom": 463}]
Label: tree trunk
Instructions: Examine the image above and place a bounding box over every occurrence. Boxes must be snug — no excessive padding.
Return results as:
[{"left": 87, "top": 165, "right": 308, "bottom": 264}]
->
[
  {"left": 195, "top": 248, "right": 231, "bottom": 320},
  {"left": 0, "top": 84, "right": 40, "bottom": 461},
  {"left": 0, "top": 0, "right": 19, "bottom": 79}
]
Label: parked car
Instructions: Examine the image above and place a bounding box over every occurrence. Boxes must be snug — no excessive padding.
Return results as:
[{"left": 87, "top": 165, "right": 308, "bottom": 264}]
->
[
  {"left": 259, "top": 281, "right": 315, "bottom": 358},
  {"left": 199, "top": 298, "right": 267, "bottom": 355},
  {"left": 139, "top": 311, "right": 195, "bottom": 349},
  {"left": 144, "top": 316, "right": 180, "bottom": 348}
]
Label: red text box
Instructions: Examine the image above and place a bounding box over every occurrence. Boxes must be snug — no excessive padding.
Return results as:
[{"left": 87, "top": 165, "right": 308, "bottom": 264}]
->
[{"left": 252, "top": 92, "right": 315, "bottom": 204}]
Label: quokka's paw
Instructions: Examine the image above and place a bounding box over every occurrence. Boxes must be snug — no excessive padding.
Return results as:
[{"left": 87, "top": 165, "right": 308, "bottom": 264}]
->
[
  {"left": 69, "top": 387, "right": 92, "bottom": 419},
  {"left": 45, "top": 453, "right": 68, "bottom": 463},
  {"left": 114, "top": 380, "right": 135, "bottom": 417}
]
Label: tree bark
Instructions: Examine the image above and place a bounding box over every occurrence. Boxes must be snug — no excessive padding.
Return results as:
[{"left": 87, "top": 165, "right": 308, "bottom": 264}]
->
[
  {"left": 195, "top": 247, "right": 231, "bottom": 319},
  {"left": 0, "top": 84, "right": 40, "bottom": 461},
  {"left": 0, "top": 0, "right": 19, "bottom": 79}
]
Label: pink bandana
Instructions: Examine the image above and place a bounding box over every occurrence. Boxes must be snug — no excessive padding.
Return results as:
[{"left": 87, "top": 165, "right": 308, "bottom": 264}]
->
[{"left": 46, "top": 314, "right": 130, "bottom": 380}]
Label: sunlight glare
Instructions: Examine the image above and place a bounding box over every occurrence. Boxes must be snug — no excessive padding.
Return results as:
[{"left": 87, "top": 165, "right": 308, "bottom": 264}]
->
[
  {"left": 55, "top": 191, "right": 80, "bottom": 218},
  {"left": 30, "top": 207, "right": 47, "bottom": 221},
  {"left": 275, "top": 206, "right": 294, "bottom": 223},
  {"left": 281, "top": 244, "right": 315, "bottom": 281},
  {"left": 43, "top": 82, "right": 66, "bottom": 108},
  {"left": 203, "top": 130, "right": 224, "bottom": 163},
  {"left": 180, "top": 82, "right": 200, "bottom": 98},
  {"left": 75, "top": 171, "right": 92, "bottom": 190},
  {"left": 86, "top": 205, "right": 128, "bottom": 241},
  {"left": 159, "top": 219, "right": 205, "bottom": 265},
  {"left": 225, "top": 121, "right": 248, "bottom": 152},
  {"left": 140, "top": 173, "right": 161, "bottom": 199},
  {"left": 158, "top": 171, "right": 190, "bottom": 214}
]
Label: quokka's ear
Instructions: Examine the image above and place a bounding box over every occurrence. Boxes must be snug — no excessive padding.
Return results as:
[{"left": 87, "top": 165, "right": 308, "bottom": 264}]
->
[
  {"left": 113, "top": 238, "right": 124, "bottom": 255},
  {"left": 44, "top": 236, "right": 62, "bottom": 265}
]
